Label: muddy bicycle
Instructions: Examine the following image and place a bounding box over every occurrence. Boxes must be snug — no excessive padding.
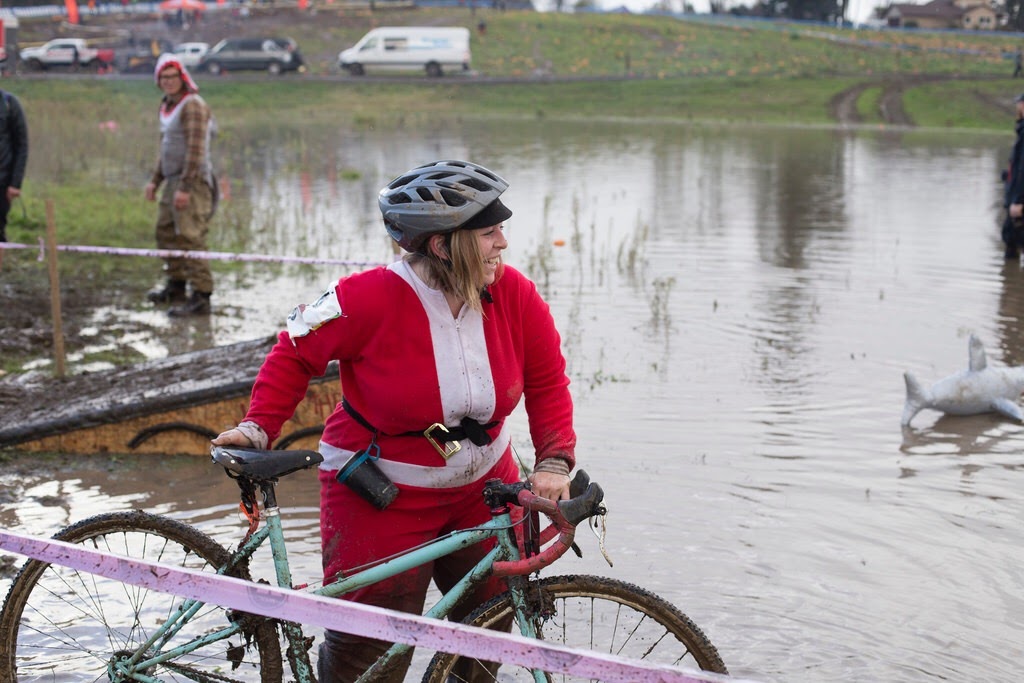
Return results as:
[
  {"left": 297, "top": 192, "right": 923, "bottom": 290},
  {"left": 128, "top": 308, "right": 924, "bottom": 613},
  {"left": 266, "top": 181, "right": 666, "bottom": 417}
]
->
[{"left": 0, "top": 446, "right": 727, "bottom": 682}]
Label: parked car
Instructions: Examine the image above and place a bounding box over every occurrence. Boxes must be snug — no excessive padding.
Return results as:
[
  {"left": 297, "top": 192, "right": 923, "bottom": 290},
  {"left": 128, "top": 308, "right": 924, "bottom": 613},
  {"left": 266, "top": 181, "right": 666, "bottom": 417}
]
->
[
  {"left": 168, "top": 41, "right": 209, "bottom": 68},
  {"left": 198, "top": 37, "right": 303, "bottom": 75},
  {"left": 18, "top": 38, "right": 115, "bottom": 71},
  {"left": 338, "top": 27, "right": 470, "bottom": 78}
]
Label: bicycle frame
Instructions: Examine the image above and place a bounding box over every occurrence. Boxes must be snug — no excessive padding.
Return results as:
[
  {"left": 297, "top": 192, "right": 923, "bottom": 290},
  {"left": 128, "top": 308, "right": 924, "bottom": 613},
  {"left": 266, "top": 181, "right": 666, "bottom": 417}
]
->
[{"left": 109, "top": 483, "right": 545, "bottom": 683}]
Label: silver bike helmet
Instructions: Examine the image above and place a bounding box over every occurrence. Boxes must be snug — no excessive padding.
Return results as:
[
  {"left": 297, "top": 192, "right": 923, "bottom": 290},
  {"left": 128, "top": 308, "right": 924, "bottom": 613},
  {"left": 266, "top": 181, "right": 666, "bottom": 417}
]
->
[{"left": 379, "top": 160, "right": 512, "bottom": 251}]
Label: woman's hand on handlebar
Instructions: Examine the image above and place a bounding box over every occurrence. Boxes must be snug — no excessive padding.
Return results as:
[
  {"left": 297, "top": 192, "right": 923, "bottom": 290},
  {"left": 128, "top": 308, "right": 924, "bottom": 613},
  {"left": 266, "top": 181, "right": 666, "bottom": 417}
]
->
[{"left": 528, "top": 471, "right": 571, "bottom": 503}]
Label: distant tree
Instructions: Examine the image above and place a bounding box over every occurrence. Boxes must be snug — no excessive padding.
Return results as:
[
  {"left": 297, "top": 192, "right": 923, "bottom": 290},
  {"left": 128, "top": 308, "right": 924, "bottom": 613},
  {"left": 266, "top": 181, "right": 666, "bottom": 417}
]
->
[{"left": 1007, "top": 0, "right": 1024, "bottom": 31}]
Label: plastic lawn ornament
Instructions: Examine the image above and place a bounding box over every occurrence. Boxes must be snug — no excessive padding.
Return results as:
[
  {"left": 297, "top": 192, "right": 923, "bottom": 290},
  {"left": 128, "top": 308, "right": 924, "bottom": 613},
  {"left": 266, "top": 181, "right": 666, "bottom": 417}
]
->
[{"left": 901, "top": 334, "right": 1024, "bottom": 427}]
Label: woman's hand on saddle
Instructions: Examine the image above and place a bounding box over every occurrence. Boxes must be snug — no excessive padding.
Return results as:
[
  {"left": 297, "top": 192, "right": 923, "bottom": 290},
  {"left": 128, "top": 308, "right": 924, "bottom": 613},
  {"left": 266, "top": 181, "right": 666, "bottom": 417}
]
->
[
  {"left": 211, "top": 428, "right": 251, "bottom": 448},
  {"left": 211, "top": 421, "right": 269, "bottom": 450}
]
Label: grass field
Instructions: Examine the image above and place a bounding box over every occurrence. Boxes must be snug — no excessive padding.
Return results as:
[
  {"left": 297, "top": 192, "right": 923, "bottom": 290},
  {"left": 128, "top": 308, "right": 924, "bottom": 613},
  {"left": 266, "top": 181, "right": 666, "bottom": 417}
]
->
[{"left": 11, "top": 7, "right": 1024, "bottom": 129}]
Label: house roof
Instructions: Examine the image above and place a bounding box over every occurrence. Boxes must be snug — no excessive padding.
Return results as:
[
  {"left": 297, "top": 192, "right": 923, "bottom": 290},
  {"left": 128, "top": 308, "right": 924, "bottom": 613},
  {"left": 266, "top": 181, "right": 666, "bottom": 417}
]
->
[{"left": 888, "top": 0, "right": 966, "bottom": 19}]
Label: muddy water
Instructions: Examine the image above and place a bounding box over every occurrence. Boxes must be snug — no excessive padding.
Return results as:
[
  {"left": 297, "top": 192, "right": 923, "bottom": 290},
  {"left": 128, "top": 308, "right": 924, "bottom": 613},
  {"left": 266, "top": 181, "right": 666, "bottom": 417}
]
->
[{"left": 3, "top": 120, "right": 1023, "bottom": 682}]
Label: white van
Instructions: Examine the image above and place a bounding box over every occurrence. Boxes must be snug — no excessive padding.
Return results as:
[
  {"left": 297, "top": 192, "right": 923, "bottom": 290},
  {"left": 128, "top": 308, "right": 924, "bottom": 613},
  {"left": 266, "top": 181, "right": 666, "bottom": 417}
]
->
[{"left": 337, "top": 27, "right": 470, "bottom": 78}]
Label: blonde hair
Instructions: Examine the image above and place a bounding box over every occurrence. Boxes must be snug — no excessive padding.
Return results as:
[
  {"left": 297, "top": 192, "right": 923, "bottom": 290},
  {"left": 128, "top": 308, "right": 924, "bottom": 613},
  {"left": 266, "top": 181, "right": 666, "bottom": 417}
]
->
[{"left": 407, "top": 229, "right": 499, "bottom": 314}]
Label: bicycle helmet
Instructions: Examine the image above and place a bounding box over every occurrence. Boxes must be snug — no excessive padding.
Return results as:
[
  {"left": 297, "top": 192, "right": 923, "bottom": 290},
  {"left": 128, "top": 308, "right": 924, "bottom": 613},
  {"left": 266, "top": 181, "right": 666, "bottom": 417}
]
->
[{"left": 379, "top": 160, "right": 512, "bottom": 251}]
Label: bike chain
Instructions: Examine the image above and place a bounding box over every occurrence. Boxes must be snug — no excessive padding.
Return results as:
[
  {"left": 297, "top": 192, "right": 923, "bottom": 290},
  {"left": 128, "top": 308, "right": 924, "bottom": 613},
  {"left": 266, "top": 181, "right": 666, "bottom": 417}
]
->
[{"left": 162, "top": 660, "right": 249, "bottom": 683}]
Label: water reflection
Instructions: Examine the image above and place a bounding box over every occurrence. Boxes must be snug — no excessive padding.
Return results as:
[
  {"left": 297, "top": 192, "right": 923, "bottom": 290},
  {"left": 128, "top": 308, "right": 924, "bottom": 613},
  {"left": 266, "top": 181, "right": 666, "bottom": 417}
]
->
[
  {"left": 7, "top": 118, "right": 1024, "bottom": 683},
  {"left": 996, "top": 258, "right": 1024, "bottom": 366}
]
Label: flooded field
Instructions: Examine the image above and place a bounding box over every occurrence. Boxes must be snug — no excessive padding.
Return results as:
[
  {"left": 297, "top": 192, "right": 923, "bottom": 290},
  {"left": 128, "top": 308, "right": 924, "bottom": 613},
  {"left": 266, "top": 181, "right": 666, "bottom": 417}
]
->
[{"left": 2, "top": 118, "right": 1023, "bottom": 682}]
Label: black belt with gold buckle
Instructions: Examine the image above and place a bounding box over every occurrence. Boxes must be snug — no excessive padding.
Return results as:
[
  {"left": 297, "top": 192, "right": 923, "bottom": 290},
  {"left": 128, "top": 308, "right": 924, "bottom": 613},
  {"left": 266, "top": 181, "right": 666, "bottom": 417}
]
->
[{"left": 343, "top": 398, "right": 499, "bottom": 461}]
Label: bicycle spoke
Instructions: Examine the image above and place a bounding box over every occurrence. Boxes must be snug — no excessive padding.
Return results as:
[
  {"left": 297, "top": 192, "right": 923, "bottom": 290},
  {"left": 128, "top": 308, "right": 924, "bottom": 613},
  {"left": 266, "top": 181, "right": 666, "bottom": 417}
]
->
[{"left": 423, "top": 575, "right": 726, "bottom": 683}]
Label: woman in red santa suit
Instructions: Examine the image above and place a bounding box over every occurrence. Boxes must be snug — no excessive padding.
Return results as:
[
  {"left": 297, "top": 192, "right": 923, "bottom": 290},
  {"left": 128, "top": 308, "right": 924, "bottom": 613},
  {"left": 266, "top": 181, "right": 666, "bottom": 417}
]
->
[{"left": 212, "top": 159, "right": 576, "bottom": 682}]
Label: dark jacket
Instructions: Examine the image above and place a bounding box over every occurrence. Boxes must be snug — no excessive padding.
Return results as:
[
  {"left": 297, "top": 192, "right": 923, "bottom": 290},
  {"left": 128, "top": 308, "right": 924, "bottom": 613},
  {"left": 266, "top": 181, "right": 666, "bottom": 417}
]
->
[
  {"left": 0, "top": 90, "right": 28, "bottom": 190},
  {"left": 1006, "top": 118, "right": 1024, "bottom": 208}
]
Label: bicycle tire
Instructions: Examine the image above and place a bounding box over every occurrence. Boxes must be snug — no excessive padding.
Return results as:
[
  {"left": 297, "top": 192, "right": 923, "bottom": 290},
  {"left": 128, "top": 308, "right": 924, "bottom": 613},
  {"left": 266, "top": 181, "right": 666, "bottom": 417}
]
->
[
  {"left": 0, "top": 510, "right": 284, "bottom": 682},
  {"left": 422, "top": 574, "right": 727, "bottom": 682}
]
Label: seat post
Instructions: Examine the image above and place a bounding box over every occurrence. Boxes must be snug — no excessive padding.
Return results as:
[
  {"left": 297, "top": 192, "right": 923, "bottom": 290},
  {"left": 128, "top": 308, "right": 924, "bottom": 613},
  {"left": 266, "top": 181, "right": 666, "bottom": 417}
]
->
[{"left": 260, "top": 480, "right": 279, "bottom": 511}]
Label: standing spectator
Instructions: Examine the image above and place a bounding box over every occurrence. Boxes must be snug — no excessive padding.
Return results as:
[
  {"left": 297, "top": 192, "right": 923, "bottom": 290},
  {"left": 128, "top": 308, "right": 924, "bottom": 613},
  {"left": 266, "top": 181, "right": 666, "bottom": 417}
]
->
[
  {"left": 1014, "top": 48, "right": 1022, "bottom": 78},
  {"left": 0, "top": 89, "right": 28, "bottom": 248},
  {"left": 1003, "top": 93, "right": 1024, "bottom": 259},
  {"left": 144, "top": 54, "right": 218, "bottom": 315}
]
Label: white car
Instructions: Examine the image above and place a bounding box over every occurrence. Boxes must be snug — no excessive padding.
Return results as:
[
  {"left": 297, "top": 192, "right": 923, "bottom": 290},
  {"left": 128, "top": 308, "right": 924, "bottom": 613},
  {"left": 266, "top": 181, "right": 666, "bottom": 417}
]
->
[{"left": 169, "top": 42, "right": 209, "bottom": 68}]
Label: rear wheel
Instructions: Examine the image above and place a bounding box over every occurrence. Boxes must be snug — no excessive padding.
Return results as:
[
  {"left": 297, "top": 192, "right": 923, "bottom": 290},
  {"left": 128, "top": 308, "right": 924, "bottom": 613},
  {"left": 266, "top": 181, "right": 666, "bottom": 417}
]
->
[
  {"left": 268, "top": 61, "right": 282, "bottom": 75},
  {"left": 423, "top": 574, "right": 727, "bottom": 682},
  {"left": 206, "top": 61, "right": 223, "bottom": 75},
  {"left": 425, "top": 61, "right": 443, "bottom": 78},
  {"left": 0, "top": 510, "right": 284, "bottom": 682}
]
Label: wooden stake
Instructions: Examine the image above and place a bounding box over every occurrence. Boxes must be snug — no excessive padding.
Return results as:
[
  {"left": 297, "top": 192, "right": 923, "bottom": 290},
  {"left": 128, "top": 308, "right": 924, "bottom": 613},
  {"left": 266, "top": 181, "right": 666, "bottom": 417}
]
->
[{"left": 45, "top": 199, "right": 66, "bottom": 378}]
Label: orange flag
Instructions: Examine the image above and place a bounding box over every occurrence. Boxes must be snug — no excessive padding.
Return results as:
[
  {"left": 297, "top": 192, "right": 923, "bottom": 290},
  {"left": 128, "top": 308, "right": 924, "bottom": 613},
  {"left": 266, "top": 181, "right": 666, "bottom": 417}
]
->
[{"left": 65, "top": 0, "right": 80, "bottom": 24}]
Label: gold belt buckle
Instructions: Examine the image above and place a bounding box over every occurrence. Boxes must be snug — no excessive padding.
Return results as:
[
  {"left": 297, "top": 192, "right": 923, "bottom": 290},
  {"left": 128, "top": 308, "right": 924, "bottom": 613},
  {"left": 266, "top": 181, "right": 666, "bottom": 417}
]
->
[{"left": 424, "top": 423, "right": 461, "bottom": 460}]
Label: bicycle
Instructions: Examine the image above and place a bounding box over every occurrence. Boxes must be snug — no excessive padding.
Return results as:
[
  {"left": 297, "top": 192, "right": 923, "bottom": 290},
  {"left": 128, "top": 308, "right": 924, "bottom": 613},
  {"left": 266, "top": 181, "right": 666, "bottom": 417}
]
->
[{"left": 0, "top": 446, "right": 728, "bottom": 682}]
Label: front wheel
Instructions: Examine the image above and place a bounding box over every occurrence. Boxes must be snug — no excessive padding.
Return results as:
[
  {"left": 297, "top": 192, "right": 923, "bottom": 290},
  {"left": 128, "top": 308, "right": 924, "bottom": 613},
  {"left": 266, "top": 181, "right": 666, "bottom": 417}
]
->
[
  {"left": 206, "top": 61, "right": 223, "bottom": 75},
  {"left": 0, "top": 510, "right": 284, "bottom": 682},
  {"left": 423, "top": 575, "right": 727, "bottom": 682}
]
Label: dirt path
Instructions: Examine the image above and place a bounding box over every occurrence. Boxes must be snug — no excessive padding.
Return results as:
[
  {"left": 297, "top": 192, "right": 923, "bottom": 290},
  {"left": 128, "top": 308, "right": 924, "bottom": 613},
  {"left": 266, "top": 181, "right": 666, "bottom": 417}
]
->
[
  {"left": 830, "top": 74, "right": 1015, "bottom": 127},
  {"left": 829, "top": 77, "right": 917, "bottom": 127}
]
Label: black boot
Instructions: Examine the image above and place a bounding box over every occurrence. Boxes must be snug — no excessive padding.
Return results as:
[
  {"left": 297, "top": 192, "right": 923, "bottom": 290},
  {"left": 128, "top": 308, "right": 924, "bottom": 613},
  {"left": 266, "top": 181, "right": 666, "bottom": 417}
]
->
[
  {"left": 1006, "top": 245, "right": 1020, "bottom": 260},
  {"left": 168, "top": 291, "right": 211, "bottom": 317},
  {"left": 147, "top": 279, "right": 187, "bottom": 304}
]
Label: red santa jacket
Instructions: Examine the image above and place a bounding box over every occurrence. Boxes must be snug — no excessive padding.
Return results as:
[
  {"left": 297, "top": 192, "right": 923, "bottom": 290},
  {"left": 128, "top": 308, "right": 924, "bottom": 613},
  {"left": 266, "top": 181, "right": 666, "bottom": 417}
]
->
[{"left": 243, "top": 260, "right": 576, "bottom": 489}]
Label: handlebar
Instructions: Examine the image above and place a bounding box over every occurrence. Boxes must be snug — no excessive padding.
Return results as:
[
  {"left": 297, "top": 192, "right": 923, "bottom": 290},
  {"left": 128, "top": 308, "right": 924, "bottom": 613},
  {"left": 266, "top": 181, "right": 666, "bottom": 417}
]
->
[{"left": 483, "top": 470, "right": 605, "bottom": 577}]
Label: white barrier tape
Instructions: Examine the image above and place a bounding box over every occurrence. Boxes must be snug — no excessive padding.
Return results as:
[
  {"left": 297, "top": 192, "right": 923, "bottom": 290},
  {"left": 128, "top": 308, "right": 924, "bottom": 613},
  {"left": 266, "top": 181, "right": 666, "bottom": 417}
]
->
[
  {"left": 0, "top": 529, "right": 747, "bottom": 683},
  {"left": 0, "top": 239, "right": 388, "bottom": 268}
]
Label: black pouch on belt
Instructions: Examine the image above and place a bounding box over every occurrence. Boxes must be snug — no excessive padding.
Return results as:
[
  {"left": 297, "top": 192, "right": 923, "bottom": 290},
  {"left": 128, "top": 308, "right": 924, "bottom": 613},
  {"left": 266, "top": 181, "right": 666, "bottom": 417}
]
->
[{"left": 335, "top": 442, "right": 398, "bottom": 510}]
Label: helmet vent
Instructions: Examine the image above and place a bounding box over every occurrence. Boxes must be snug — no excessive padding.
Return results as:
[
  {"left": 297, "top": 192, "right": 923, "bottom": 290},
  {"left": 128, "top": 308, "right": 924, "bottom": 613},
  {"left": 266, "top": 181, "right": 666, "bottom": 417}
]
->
[
  {"left": 475, "top": 168, "right": 499, "bottom": 183},
  {"left": 458, "top": 177, "right": 491, "bottom": 192},
  {"left": 388, "top": 192, "right": 413, "bottom": 205},
  {"left": 439, "top": 189, "right": 468, "bottom": 206},
  {"left": 416, "top": 187, "right": 435, "bottom": 202},
  {"left": 388, "top": 174, "right": 418, "bottom": 190}
]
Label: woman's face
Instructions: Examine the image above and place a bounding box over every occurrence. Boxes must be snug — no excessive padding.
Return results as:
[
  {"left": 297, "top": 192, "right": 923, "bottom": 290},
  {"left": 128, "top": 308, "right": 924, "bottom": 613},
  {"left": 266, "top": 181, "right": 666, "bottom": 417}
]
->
[
  {"left": 158, "top": 67, "right": 185, "bottom": 97},
  {"left": 476, "top": 223, "right": 508, "bottom": 286}
]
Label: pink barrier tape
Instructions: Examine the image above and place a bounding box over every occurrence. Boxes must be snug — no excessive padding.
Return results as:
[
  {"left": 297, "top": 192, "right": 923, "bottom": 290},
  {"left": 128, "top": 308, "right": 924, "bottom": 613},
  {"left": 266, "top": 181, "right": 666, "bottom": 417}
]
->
[
  {"left": 0, "top": 239, "right": 388, "bottom": 268},
  {"left": 0, "top": 529, "right": 748, "bottom": 683}
]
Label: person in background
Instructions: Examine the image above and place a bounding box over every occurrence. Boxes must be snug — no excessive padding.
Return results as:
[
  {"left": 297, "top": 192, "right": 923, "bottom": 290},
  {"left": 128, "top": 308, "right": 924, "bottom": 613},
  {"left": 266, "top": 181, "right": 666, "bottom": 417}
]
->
[
  {"left": 212, "top": 160, "right": 577, "bottom": 682},
  {"left": 1014, "top": 48, "right": 1022, "bottom": 78},
  {"left": 1004, "top": 93, "right": 1024, "bottom": 259},
  {"left": 0, "top": 88, "right": 28, "bottom": 249},
  {"left": 144, "top": 54, "right": 218, "bottom": 316}
]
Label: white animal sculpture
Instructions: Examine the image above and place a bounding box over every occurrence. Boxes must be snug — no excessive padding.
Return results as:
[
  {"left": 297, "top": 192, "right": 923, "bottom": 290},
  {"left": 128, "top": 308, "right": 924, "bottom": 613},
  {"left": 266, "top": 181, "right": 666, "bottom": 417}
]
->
[{"left": 902, "top": 335, "right": 1024, "bottom": 427}]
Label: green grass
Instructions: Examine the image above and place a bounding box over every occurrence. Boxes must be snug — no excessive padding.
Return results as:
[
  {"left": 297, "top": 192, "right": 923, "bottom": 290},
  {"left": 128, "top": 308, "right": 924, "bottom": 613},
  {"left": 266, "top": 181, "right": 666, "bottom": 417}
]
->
[{"left": 11, "top": 9, "right": 1024, "bottom": 130}]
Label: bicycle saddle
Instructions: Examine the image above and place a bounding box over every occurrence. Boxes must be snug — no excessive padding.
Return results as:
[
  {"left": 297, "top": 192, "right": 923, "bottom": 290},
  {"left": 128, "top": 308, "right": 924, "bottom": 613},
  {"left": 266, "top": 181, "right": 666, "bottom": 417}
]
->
[{"left": 212, "top": 446, "right": 323, "bottom": 481}]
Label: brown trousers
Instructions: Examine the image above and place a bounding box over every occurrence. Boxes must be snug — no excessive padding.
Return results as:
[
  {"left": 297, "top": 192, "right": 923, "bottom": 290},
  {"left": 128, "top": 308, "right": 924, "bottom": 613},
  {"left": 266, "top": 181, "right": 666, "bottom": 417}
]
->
[{"left": 155, "top": 177, "right": 213, "bottom": 293}]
